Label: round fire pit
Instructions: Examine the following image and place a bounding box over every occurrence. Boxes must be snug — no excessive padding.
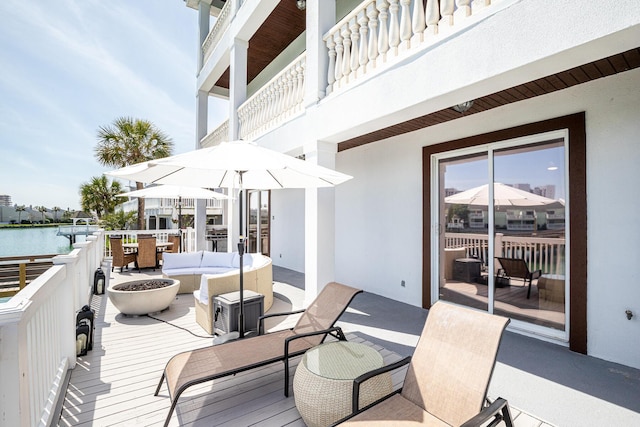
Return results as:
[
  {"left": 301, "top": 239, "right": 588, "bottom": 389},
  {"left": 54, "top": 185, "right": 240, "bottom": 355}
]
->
[{"left": 107, "top": 279, "right": 180, "bottom": 316}]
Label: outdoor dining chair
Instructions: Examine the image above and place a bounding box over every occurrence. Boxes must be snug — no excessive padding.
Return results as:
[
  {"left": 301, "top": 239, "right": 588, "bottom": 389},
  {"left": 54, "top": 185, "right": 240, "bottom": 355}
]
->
[
  {"left": 154, "top": 281, "right": 362, "bottom": 427},
  {"left": 109, "top": 236, "right": 136, "bottom": 272},
  {"left": 136, "top": 236, "right": 158, "bottom": 271},
  {"left": 334, "top": 301, "right": 513, "bottom": 427}
]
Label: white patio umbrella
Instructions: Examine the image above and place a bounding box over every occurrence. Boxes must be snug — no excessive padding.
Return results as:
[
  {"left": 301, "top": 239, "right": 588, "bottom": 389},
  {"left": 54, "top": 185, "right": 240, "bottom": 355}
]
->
[
  {"left": 117, "top": 184, "right": 229, "bottom": 230},
  {"left": 106, "top": 140, "right": 353, "bottom": 338},
  {"left": 445, "top": 183, "right": 561, "bottom": 208}
]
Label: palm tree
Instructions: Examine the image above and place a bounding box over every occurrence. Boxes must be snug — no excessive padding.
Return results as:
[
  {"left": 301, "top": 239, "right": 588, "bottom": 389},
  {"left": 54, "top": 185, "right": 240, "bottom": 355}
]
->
[
  {"left": 52, "top": 206, "right": 61, "bottom": 222},
  {"left": 80, "top": 176, "right": 126, "bottom": 219},
  {"left": 36, "top": 206, "right": 48, "bottom": 224},
  {"left": 15, "top": 205, "right": 26, "bottom": 224},
  {"left": 95, "top": 117, "right": 173, "bottom": 229}
]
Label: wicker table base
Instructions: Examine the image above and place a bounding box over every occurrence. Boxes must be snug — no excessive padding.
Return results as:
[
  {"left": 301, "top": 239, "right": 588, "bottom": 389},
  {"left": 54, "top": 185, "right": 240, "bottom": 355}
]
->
[{"left": 293, "top": 341, "right": 392, "bottom": 427}]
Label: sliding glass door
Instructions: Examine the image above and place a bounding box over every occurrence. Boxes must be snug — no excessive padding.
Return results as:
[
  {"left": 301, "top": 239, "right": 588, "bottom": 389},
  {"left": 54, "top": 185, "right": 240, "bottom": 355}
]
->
[{"left": 433, "top": 131, "right": 568, "bottom": 339}]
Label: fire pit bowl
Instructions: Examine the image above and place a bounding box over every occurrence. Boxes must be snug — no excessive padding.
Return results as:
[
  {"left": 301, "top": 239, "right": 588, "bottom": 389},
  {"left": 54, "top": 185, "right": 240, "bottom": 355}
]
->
[{"left": 107, "top": 279, "right": 180, "bottom": 316}]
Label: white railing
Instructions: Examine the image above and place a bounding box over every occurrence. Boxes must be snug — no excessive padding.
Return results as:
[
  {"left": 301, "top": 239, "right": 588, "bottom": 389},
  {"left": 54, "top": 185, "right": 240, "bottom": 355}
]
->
[
  {"left": 323, "top": 0, "right": 497, "bottom": 94},
  {"left": 0, "top": 231, "right": 105, "bottom": 427},
  {"left": 201, "top": 120, "right": 230, "bottom": 147},
  {"left": 445, "top": 232, "right": 566, "bottom": 275},
  {"left": 202, "top": 0, "right": 238, "bottom": 62},
  {"left": 103, "top": 228, "right": 197, "bottom": 258},
  {"left": 238, "top": 53, "right": 306, "bottom": 140}
]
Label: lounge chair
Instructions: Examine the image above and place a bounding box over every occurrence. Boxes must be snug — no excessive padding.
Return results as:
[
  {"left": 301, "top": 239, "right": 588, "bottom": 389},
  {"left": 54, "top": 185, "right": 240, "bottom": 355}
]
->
[
  {"left": 496, "top": 257, "right": 542, "bottom": 298},
  {"left": 155, "top": 281, "right": 362, "bottom": 427},
  {"left": 334, "top": 301, "right": 513, "bottom": 427}
]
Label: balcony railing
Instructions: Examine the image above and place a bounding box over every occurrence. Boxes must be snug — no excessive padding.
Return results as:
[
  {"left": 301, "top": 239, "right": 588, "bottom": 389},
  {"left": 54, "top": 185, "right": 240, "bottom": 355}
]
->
[
  {"left": 445, "top": 232, "right": 566, "bottom": 275},
  {"left": 202, "top": 0, "right": 238, "bottom": 63},
  {"left": 201, "top": 119, "right": 229, "bottom": 147},
  {"left": 103, "top": 229, "right": 197, "bottom": 256},
  {"left": 323, "top": 0, "right": 498, "bottom": 94},
  {"left": 238, "top": 53, "right": 306, "bottom": 140},
  {"left": 0, "top": 232, "right": 104, "bottom": 426}
]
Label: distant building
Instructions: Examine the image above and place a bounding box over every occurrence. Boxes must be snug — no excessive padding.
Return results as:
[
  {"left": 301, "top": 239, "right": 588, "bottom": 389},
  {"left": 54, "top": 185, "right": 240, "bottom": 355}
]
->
[
  {"left": 0, "top": 195, "right": 11, "bottom": 206},
  {"left": 512, "top": 183, "right": 532, "bottom": 192},
  {"left": 534, "top": 185, "right": 556, "bottom": 199}
]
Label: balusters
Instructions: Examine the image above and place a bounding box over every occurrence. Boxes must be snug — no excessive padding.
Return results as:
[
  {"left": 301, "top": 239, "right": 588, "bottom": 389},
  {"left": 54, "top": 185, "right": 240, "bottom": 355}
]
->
[
  {"left": 341, "top": 24, "right": 352, "bottom": 83},
  {"left": 412, "top": 0, "right": 426, "bottom": 44},
  {"left": 349, "top": 19, "right": 360, "bottom": 78},
  {"left": 399, "top": 0, "right": 412, "bottom": 50},
  {"left": 377, "top": 1, "right": 390, "bottom": 63},
  {"left": 326, "top": 36, "right": 336, "bottom": 93},
  {"left": 388, "top": 0, "right": 400, "bottom": 55},
  {"left": 367, "top": 4, "right": 379, "bottom": 69},
  {"left": 472, "top": 0, "right": 491, "bottom": 11},
  {"left": 426, "top": 0, "right": 440, "bottom": 35},
  {"left": 358, "top": 11, "right": 369, "bottom": 74},
  {"left": 441, "top": 0, "right": 455, "bottom": 27},
  {"left": 457, "top": 0, "right": 472, "bottom": 17},
  {"left": 334, "top": 31, "right": 344, "bottom": 89},
  {"left": 296, "top": 59, "right": 305, "bottom": 106},
  {"left": 320, "top": 0, "right": 499, "bottom": 95}
]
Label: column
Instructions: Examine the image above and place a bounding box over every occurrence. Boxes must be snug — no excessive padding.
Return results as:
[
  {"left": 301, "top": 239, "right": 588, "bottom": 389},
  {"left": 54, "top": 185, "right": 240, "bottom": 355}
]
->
[
  {"left": 194, "top": 90, "right": 208, "bottom": 251},
  {"left": 304, "top": 141, "right": 337, "bottom": 304},
  {"left": 227, "top": 38, "right": 248, "bottom": 252},
  {"left": 304, "top": 0, "right": 336, "bottom": 106},
  {"left": 197, "top": 0, "right": 212, "bottom": 71},
  {"left": 194, "top": 0, "right": 211, "bottom": 251}
]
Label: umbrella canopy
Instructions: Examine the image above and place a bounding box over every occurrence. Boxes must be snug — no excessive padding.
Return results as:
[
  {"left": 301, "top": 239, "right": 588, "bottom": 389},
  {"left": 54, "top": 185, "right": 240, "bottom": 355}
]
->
[
  {"left": 445, "top": 183, "right": 560, "bottom": 208},
  {"left": 106, "top": 140, "right": 352, "bottom": 190},
  {"left": 116, "top": 184, "right": 228, "bottom": 200},
  {"left": 106, "top": 140, "right": 353, "bottom": 338}
]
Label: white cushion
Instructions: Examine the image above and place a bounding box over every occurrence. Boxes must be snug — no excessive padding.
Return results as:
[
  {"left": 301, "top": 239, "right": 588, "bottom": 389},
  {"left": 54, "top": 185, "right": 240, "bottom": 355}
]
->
[
  {"left": 162, "top": 268, "right": 199, "bottom": 276},
  {"left": 232, "top": 253, "right": 254, "bottom": 268},
  {"left": 162, "top": 251, "right": 204, "bottom": 270},
  {"left": 201, "top": 251, "right": 235, "bottom": 268}
]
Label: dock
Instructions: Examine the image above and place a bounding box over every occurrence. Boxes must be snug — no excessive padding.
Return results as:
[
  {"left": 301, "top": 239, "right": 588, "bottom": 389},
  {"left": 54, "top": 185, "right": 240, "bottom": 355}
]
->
[{"left": 57, "top": 225, "right": 101, "bottom": 244}]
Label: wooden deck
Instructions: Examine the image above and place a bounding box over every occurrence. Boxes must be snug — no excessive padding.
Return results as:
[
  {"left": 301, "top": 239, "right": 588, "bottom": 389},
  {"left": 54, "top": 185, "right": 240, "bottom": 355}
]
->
[{"left": 57, "top": 270, "right": 553, "bottom": 426}]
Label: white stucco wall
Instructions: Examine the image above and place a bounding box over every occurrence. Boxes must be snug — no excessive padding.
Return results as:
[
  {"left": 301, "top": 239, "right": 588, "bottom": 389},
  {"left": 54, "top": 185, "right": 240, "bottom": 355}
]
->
[
  {"left": 270, "top": 188, "right": 305, "bottom": 272},
  {"left": 333, "top": 68, "right": 640, "bottom": 369}
]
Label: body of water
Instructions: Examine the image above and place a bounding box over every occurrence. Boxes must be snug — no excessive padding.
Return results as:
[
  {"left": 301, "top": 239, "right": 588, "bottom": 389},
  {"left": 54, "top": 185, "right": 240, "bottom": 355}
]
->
[{"left": 0, "top": 227, "right": 86, "bottom": 257}]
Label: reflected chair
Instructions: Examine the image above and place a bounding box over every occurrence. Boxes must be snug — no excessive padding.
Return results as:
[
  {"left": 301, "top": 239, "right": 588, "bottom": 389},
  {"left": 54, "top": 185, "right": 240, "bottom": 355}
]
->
[
  {"left": 110, "top": 236, "right": 136, "bottom": 272},
  {"left": 495, "top": 257, "right": 542, "bottom": 299},
  {"left": 334, "top": 301, "right": 513, "bottom": 427},
  {"left": 136, "top": 236, "right": 158, "bottom": 271},
  {"left": 155, "top": 282, "right": 362, "bottom": 427}
]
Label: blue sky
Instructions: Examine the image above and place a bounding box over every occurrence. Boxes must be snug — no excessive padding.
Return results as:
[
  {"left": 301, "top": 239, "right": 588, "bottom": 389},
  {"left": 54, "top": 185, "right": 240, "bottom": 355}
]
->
[{"left": 0, "top": 0, "right": 225, "bottom": 210}]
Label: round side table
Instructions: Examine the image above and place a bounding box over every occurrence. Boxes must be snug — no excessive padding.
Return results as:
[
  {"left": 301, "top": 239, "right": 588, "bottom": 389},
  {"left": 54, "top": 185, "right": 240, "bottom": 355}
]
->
[{"left": 293, "top": 341, "right": 392, "bottom": 427}]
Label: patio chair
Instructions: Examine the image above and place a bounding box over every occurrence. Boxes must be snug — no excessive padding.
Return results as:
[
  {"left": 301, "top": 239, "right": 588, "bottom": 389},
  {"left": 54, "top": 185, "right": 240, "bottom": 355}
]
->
[
  {"left": 496, "top": 257, "right": 542, "bottom": 299},
  {"left": 136, "top": 236, "right": 157, "bottom": 271},
  {"left": 334, "top": 301, "right": 513, "bottom": 427},
  {"left": 154, "top": 282, "right": 362, "bottom": 427},
  {"left": 110, "top": 236, "right": 136, "bottom": 272},
  {"left": 168, "top": 234, "right": 181, "bottom": 253},
  {"left": 156, "top": 235, "right": 180, "bottom": 265}
]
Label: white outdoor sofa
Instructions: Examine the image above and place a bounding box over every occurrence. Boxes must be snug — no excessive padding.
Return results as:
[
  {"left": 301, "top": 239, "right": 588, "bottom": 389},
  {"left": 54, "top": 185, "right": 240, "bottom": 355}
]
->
[{"left": 161, "top": 251, "right": 273, "bottom": 334}]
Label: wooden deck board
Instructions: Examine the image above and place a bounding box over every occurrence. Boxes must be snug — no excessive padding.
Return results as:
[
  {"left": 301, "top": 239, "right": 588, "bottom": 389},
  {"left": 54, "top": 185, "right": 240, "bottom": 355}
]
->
[
  {"left": 58, "top": 271, "right": 547, "bottom": 426},
  {"left": 57, "top": 274, "right": 402, "bottom": 427}
]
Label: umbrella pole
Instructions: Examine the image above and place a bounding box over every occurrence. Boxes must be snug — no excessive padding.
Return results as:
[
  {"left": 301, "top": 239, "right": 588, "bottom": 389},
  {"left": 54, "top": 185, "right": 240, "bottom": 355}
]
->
[
  {"left": 238, "top": 172, "right": 245, "bottom": 339},
  {"left": 178, "top": 196, "right": 182, "bottom": 252}
]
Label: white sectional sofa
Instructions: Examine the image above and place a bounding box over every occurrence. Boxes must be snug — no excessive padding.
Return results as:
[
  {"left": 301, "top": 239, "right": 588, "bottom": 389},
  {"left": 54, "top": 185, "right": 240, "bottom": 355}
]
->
[{"left": 161, "top": 251, "right": 273, "bottom": 334}]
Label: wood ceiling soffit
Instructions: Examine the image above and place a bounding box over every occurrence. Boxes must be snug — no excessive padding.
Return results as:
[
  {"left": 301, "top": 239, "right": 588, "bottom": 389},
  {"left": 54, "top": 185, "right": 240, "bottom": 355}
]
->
[
  {"left": 337, "top": 48, "right": 640, "bottom": 152},
  {"left": 213, "top": 1, "right": 305, "bottom": 91}
]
